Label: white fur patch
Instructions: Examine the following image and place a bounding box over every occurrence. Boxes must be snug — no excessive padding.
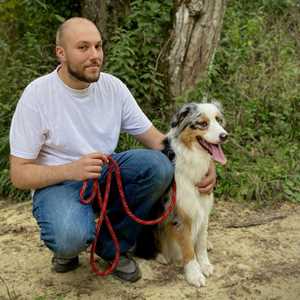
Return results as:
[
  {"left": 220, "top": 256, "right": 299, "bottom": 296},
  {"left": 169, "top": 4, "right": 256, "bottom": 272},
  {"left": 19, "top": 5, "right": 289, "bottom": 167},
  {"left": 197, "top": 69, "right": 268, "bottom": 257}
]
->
[{"left": 184, "top": 259, "right": 206, "bottom": 287}]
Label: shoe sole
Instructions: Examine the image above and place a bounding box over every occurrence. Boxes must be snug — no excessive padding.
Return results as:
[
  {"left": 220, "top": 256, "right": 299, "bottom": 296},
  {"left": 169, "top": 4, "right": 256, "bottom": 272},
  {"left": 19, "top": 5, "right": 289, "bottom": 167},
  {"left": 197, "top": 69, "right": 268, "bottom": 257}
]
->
[
  {"left": 112, "top": 267, "right": 142, "bottom": 282},
  {"left": 52, "top": 262, "right": 80, "bottom": 273}
]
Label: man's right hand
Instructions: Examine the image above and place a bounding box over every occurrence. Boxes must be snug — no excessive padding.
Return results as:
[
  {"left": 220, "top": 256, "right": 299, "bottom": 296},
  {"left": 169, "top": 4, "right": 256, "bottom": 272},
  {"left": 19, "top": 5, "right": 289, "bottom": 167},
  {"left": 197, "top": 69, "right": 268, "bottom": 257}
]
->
[{"left": 68, "top": 152, "right": 109, "bottom": 181}]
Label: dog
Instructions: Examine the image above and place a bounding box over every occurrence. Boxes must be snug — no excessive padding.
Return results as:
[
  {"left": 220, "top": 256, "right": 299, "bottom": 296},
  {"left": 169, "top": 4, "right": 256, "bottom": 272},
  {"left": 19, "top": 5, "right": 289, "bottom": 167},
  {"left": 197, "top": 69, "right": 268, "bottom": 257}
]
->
[{"left": 136, "top": 101, "right": 228, "bottom": 287}]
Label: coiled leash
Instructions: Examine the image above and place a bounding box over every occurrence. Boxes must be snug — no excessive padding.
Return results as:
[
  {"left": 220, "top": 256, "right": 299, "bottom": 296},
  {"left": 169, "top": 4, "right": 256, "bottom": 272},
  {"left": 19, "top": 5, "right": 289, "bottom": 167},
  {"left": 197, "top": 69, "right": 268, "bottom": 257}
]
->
[{"left": 79, "top": 156, "right": 176, "bottom": 276}]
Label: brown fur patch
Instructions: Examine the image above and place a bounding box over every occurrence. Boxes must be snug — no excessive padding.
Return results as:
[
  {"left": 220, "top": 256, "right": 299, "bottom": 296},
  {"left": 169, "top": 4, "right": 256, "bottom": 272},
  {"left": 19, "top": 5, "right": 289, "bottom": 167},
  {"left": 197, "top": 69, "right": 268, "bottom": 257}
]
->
[
  {"left": 179, "top": 115, "right": 209, "bottom": 149},
  {"left": 160, "top": 207, "right": 196, "bottom": 265},
  {"left": 180, "top": 128, "right": 198, "bottom": 149}
]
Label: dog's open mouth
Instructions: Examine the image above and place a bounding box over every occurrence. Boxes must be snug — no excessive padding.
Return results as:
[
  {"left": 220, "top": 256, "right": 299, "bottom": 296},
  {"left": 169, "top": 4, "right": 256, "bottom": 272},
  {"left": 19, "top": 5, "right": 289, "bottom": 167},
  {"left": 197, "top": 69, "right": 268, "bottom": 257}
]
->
[{"left": 197, "top": 137, "right": 227, "bottom": 165}]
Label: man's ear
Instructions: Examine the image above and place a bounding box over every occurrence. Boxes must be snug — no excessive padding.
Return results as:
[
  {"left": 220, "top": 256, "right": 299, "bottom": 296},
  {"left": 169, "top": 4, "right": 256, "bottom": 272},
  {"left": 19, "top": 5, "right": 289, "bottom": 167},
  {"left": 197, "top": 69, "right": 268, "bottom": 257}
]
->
[{"left": 56, "top": 46, "right": 65, "bottom": 63}]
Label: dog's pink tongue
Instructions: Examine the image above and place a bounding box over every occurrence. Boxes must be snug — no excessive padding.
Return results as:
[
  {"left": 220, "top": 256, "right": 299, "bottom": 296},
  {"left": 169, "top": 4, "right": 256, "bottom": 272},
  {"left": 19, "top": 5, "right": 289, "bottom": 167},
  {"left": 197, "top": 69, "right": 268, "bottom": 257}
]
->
[{"left": 209, "top": 144, "right": 227, "bottom": 165}]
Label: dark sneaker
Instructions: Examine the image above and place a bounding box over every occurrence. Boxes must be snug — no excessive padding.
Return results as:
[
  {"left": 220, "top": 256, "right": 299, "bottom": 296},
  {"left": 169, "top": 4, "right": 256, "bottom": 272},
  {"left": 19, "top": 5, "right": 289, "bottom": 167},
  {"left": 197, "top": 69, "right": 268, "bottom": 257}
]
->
[
  {"left": 52, "top": 255, "right": 79, "bottom": 273},
  {"left": 112, "top": 255, "right": 142, "bottom": 283}
]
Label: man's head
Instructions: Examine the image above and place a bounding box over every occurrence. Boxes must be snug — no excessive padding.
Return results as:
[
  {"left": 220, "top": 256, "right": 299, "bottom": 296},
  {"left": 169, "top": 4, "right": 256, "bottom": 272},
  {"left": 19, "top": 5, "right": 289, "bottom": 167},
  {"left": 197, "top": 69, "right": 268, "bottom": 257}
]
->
[{"left": 55, "top": 17, "right": 103, "bottom": 88}]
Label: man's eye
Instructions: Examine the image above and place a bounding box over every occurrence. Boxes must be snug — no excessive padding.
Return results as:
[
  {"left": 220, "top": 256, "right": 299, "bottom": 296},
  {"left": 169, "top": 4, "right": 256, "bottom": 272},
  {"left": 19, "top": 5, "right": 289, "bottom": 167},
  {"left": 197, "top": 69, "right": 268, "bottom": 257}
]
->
[{"left": 79, "top": 45, "right": 88, "bottom": 50}]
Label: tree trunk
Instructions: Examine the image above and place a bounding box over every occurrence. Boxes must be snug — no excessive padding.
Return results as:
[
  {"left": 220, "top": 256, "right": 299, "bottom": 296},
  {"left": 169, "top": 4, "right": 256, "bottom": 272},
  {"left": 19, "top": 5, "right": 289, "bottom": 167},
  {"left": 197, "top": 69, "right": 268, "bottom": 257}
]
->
[
  {"left": 80, "top": 0, "right": 106, "bottom": 38},
  {"left": 80, "top": 0, "right": 130, "bottom": 47},
  {"left": 80, "top": 0, "right": 226, "bottom": 99},
  {"left": 168, "top": 0, "right": 226, "bottom": 98}
]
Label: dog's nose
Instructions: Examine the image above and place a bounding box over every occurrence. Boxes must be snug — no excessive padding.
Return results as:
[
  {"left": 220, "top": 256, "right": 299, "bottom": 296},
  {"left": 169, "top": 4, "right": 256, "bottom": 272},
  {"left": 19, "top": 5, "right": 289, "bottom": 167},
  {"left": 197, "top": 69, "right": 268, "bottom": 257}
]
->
[{"left": 219, "top": 133, "right": 228, "bottom": 142}]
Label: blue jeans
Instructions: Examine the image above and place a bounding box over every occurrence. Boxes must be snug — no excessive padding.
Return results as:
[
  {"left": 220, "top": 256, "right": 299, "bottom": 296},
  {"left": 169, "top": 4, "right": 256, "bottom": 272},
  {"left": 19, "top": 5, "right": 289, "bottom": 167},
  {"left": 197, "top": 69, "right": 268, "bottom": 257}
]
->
[{"left": 32, "top": 149, "right": 173, "bottom": 260}]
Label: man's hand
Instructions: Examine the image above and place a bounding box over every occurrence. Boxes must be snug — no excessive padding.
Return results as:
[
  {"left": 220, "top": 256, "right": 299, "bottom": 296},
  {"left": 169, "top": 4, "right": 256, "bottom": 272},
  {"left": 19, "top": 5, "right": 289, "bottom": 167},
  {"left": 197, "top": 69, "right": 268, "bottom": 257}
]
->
[
  {"left": 68, "top": 152, "right": 109, "bottom": 181},
  {"left": 196, "top": 161, "right": 216, "bottom": 194}
]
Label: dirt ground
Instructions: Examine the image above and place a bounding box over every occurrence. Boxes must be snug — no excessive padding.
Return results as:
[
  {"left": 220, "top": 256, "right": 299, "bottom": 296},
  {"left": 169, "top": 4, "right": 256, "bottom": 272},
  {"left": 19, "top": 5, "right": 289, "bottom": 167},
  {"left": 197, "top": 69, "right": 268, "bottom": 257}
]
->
[{"left": 0, "top": 199, "right": 300, "bottom": 300}]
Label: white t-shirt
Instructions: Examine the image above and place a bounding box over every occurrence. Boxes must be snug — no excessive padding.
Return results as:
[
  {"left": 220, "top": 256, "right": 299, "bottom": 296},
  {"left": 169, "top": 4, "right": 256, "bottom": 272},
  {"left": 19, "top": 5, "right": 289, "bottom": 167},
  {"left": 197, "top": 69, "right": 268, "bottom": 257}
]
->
[{"left": 9, "top": 69, "right": 152, "bottom": 166}]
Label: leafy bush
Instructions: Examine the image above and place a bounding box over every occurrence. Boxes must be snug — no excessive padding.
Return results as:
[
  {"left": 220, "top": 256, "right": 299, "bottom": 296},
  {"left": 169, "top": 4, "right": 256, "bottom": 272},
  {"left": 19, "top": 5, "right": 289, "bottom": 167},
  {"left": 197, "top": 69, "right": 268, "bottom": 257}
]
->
[
  {"left": 0, "top": 0, "right": 80, "bottom": 200},
  {"left": 183, "top": 0, "right": 300, "bottom": 204},
  {"left": 0, "top": 0, "right": 299, "bottom": 205},
  {"left": 105, "top": 0, "right": 174, "bottom": 151},
  {"left": 104, "top": 0, "right": 173, "bottom": 122}
]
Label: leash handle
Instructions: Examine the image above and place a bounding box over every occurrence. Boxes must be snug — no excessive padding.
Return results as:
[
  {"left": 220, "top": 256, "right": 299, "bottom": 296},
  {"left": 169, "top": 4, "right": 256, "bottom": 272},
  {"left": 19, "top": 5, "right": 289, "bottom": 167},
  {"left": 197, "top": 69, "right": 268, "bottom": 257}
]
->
[{"left": 80, "top": 161, "right": 120, "bottom": 276}]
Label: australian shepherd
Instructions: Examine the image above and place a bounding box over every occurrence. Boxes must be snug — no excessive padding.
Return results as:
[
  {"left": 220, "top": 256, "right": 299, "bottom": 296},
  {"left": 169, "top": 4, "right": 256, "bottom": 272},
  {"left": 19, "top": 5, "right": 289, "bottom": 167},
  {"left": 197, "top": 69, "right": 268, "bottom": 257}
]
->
[{"left": 136, "top": 101, "right": 228, "bottom": 287}]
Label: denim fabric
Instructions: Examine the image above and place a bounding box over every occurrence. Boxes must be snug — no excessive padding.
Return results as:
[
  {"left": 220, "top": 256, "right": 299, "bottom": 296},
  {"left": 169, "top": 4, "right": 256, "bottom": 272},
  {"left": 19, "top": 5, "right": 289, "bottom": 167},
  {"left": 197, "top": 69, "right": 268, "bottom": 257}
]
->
[{"left": 32, "top": 149, "right": 173, "bottom": 260}]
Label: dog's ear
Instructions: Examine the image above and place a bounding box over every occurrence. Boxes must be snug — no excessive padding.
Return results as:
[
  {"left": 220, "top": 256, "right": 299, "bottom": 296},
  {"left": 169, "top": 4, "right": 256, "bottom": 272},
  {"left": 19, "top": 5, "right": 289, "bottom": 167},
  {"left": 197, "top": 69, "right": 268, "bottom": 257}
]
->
[
  {"left": 211, "top": 99, "right": 223, "bottom": 113},
  {"left": 171, "top": 103, "right": 197, "bottom": 128},
  {"left": 171, "top": 108, "right": 190, "bottom": 128}
]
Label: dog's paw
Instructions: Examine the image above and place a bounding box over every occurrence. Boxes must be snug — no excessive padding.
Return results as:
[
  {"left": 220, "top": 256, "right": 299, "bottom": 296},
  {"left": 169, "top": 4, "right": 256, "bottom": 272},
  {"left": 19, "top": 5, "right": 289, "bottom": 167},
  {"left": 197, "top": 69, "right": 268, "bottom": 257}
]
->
[
  {"left": 200, "top": 263, "right": 214, "bottom": 277},
  {"left": 184, "top": 259, "right": 206, "bottom": 287}
]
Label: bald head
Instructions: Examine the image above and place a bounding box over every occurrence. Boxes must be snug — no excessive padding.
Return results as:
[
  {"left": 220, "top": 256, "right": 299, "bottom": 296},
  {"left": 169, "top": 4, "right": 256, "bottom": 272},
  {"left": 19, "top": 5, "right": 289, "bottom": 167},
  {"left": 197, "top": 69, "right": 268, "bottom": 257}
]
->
[
  {"left": 55, "top": 17, "right": 103, "bottom": 89},
  {"left": 56, "top": 17, "right": 100, "bottom": 47}
]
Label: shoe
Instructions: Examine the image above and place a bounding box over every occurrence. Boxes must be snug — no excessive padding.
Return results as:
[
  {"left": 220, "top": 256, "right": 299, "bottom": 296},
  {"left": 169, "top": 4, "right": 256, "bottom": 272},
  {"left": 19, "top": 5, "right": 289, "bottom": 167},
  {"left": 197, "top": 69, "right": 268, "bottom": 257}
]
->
[
  {"left": 52, "top": 255, "right": 79, "bottom": 273},
  {"left": 112, "top": 255, "right": 142, "bottom": 282}
]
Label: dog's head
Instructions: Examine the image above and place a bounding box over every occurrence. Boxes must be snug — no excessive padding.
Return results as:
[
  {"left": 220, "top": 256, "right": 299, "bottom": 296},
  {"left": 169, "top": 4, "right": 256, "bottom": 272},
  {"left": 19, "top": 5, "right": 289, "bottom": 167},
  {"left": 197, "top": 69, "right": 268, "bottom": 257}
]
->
[{"left": 169, "top": 101, "right": 228, "bottom": 165}]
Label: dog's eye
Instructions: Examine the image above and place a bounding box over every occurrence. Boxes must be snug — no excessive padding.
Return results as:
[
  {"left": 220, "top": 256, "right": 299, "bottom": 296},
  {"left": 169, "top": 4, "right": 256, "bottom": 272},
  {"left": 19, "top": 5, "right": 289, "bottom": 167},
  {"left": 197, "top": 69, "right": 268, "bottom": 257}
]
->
[
  {"left": 216, "top": 116, "right": 224, "bottom": 125},
  {"left": 197, "top": 121, "right": 208, "bottom": 128}
]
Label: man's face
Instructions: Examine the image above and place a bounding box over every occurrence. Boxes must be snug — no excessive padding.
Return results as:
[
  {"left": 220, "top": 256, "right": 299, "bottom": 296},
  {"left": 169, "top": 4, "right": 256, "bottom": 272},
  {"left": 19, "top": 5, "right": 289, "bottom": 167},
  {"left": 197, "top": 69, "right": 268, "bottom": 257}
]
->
[{"left": 58, "top": 23, "right": 103, "bottom": 84}]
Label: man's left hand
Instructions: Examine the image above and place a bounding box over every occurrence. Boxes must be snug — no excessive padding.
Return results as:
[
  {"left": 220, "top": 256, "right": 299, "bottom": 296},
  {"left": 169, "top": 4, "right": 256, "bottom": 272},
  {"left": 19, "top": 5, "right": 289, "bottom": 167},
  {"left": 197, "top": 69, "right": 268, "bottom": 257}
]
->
[{"left": 196, "top": 161, "right": 216, "bottom": 194}]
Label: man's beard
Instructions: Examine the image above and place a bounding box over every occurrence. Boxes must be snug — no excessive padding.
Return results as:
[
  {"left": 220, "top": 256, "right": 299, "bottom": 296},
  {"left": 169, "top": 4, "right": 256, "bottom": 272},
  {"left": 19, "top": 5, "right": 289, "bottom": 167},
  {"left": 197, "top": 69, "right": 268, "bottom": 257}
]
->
[{"left": 67, "top": 63, "right": 100, "bottom": 84}]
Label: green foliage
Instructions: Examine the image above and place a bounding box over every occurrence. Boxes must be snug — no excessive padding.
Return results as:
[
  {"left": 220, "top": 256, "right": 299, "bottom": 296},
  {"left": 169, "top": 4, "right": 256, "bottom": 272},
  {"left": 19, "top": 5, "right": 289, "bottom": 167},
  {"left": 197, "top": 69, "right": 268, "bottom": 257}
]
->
[
  {"left": 0, "top": 0, "right": 80, "bottom": 200},
  {"left": 104, "top": 0, "right": 173, "bottom": 121},
  {"left": 0, "top": 0, "right": 299, "bottom": 205},
  {"left": 183, "top": 0, "right": 300, "bottom": 204}
]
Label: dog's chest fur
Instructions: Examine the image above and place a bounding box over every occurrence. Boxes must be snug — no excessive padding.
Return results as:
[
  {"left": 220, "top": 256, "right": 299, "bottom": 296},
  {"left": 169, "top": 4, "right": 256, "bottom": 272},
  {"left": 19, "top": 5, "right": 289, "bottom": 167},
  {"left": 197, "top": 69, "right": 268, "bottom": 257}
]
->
[{"left": 172, "top": 140, "right": 214, "bottom": 240}]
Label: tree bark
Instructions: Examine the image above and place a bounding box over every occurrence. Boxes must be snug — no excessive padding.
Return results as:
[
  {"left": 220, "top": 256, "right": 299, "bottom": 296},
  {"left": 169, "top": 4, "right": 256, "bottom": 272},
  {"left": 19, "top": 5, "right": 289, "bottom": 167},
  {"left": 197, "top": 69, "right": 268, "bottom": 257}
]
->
[
  {"left": 80, "top": 0, "right": 107, "bottom": 38},
  {"left": 80, "top": 0, "right": 130, "bottom": 46},
  {"left": 167, "top": 0, "right": 226, "bottom": 98},
  {"left": 80, "top": 0, "right": 226, "bottom": 99}
]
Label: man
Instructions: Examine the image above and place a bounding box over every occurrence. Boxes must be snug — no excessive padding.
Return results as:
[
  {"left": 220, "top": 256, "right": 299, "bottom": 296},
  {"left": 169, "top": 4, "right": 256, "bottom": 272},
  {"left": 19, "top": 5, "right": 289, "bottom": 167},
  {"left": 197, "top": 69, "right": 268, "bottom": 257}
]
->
[{"left": 9, "top": 17, "right": 216, "bottom": 282}]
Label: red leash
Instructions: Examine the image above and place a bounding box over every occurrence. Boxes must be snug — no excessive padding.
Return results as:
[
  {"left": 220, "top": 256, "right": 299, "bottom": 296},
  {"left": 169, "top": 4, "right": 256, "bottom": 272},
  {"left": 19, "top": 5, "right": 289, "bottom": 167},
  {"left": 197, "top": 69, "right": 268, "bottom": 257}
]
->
[{"left": 79, "top": 156, "right": 176, "bottom": 276}]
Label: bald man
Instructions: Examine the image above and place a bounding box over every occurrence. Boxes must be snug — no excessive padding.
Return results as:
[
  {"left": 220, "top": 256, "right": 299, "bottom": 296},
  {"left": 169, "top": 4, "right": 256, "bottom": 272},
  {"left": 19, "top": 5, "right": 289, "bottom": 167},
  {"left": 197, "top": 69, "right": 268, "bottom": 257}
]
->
[{"left": 9, "top": 17, "right": 216, "bottom": 282}]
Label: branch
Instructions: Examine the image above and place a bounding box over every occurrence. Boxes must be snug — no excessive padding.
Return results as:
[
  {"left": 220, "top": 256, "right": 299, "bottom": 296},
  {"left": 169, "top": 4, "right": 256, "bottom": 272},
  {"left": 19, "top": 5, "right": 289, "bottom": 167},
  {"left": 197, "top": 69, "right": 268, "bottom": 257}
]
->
[{"left": 224, "top": 213, "right": 288, "bottom": 228}]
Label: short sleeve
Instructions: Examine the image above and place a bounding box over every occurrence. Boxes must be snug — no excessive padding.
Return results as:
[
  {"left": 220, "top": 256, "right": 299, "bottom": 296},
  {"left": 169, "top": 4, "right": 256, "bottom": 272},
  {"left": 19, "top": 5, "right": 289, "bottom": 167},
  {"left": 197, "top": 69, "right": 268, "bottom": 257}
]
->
[
  {"left": 9, "top": 88, "right": 45, "bottom": 159},
  {"left": 120, "top": 87, "right": 152, "bottom": 135}
]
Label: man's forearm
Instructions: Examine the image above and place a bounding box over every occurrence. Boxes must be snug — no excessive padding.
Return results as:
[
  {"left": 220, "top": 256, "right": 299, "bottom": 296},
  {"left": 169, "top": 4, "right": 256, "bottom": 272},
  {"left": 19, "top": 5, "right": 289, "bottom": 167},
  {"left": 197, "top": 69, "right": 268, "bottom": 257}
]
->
[
  {"left": 135, "top": 126, "right": 166, "bottom": 150},
  {"left": 11, "top": 162, "right": 73, "bottom": 190}
]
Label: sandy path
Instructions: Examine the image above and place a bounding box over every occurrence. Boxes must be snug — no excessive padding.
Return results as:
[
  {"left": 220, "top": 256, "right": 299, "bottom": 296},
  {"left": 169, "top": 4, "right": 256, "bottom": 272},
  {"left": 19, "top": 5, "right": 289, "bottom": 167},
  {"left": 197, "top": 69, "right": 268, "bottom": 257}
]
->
[{"left": 0, "top": 200, "right": 300, "bottom": 300}]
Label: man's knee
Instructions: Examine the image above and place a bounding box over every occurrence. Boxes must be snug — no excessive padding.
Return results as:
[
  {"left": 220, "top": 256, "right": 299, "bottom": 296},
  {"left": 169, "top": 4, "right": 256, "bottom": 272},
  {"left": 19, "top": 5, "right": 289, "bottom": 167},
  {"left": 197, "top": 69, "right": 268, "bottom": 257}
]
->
[
  {"left": 138, "top": 150, "right": 174, "bottom": 190},
  {"left": 152, "top": 151, "right": 174, "bottom": 187},
  {"left": 44, "top": 224, "right": 95, "bottom": 258}
]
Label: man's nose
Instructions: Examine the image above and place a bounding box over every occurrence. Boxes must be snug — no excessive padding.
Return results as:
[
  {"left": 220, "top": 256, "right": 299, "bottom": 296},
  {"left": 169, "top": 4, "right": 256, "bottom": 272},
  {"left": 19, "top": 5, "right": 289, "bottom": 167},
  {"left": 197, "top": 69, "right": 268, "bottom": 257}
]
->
[{"left": 90, "top": 47, "right": 101, "bottom": 59}]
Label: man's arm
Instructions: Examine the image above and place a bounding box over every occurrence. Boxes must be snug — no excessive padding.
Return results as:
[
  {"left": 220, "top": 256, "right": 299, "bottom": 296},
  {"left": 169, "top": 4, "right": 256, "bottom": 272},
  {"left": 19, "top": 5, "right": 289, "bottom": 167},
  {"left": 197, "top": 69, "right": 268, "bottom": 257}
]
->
[
  {"left": 134, "top": 125, "right": 166, "bottom": 150},
  {"left": 10, "top": 153, "right": 108, "bottom": 190}
]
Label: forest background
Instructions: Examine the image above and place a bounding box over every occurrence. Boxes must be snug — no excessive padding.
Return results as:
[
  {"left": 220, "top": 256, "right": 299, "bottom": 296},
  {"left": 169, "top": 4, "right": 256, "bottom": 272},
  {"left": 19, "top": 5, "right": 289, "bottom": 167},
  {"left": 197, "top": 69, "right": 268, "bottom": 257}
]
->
[{"left": 0, "top": 0, "right": 299, "bottom": 205}]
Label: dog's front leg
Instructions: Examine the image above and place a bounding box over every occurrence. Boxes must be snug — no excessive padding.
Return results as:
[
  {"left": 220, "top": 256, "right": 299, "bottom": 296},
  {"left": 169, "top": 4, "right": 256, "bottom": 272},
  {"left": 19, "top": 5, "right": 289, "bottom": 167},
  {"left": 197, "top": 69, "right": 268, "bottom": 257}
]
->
[
  {"left": 171, "top": 210, "right": 206, "bottom": 287},
  {"left": 196, "top": 217, "right": 214, "bottom": 277}
]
